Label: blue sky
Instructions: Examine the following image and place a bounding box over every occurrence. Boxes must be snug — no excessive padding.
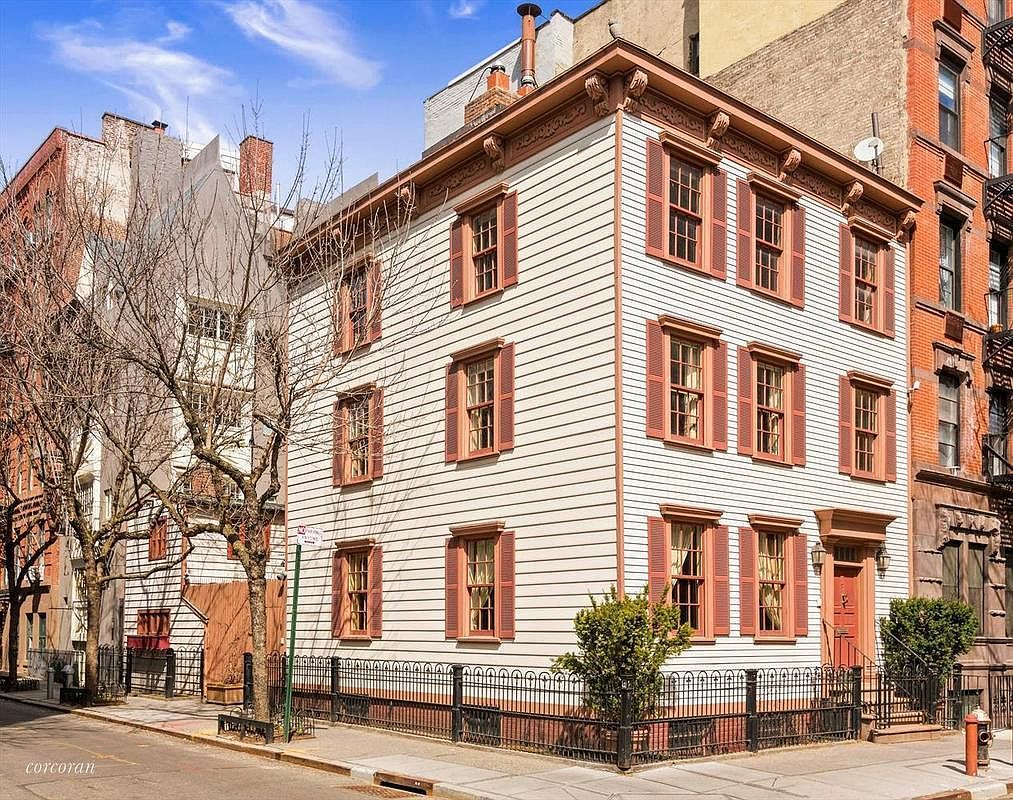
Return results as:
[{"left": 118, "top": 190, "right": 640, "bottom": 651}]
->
[{"left": 0, "top": 0, "right": 591, "bottom": 197}]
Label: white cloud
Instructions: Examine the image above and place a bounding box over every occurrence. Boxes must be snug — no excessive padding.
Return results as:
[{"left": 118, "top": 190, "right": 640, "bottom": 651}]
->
[
  {"left": 41, "top": 21, "right": 234, "bottom": 144},
  {"left": 448, "top": 0, "right": 480, "bottom": 19},
  {"left": 224, "top": 0, "right": 380, "bottom": 89},
  {"left": 158, "top": 21, "right": 192, "bottom": 44}
]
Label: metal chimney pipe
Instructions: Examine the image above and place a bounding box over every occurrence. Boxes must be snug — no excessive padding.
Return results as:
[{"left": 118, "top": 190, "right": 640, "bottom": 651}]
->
[{"left": 517, "top": 3, "right": 541, "bottom": 96}]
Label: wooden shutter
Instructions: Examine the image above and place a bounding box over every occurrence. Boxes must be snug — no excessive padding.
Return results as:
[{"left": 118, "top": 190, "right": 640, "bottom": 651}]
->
[
  {"left": 712, "top": 525, "right": 730, "bottom": 636},
  {"left": 793, "top": 533, "right": 809, "bottom": 637},
  {"left": 883, "top": 246, "right": 896, "bottom": 337},
  {"left": 445, "top": 365, "right": 460, "bottom": 463},
  {"left": 368, "top": 546, "right": 383, "bottom": 638},
  {"left": 737, "top": 347, "right": 754, "bottom": 455},
  {"left": 736, "top": 179, "right": 752, "bottom": 287},
  {"left": 838, "top": 376, "right": 854, "bottom": 475},
  {"left": 262, "top": 523, "right": 271, "bottom": 558},
  {"left": 369, "top": 257, "right": 383, "bottom": 342},
  {"left": 791, "top": 363, "right": 806, "bottom": 467},
  {"left": 739, "top": 527, "right": 757, "bottom": 636},
  {"left": 497, "top": 531, "right": 516, "bottom": 640},
  {"left": 331, "top": 552, "right": 346, "bottom": 638},
  {"left": 445, "top": 538, "right": 461, "bottom": 638},
  {"left": 647, "top": 516, "right": 668, "bottom": 604},
  {"left": 711, "top": 169, "right": 728, "bottom": 279},
  {"left": 332, "top": 400, "right": 345, "bottom": 486},
  {"left": 497, "top": 343, "right": 515, "bottom": 452},
  {"left": 645, "top": 320, "right": 666, "bottom": 439},
  {"left": 370, "top": 388, "right": 384, "bottom": 479},
  {"left": 790, "top": 205, "right": 806, "bottom": 308},
  {"left": 449, "top": 218, "right": 464, "bottom": 308},
  {"left": 838, "top": 224, "right": 854, "bottom": 322},
  {"left": 712, "top": 340, "right": 728, "bottom": 451},
  {"left": 885, "top": 389, "right": 898, "bottom": 482},
  {"left": 645, "top": 138, "right": 665, "bottom": 259},
  {"left": 501, "top": 192, "right": 518, "bottom": 287}
]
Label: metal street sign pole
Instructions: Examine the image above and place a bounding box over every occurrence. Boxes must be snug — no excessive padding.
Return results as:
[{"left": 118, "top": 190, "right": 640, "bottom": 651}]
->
[{"left": 283, "top": 541, "right": 301, "bottom": 742}]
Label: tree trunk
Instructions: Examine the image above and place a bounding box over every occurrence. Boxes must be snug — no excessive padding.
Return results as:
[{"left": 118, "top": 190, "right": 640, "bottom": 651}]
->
[
  {"left": 248, "top": 572, "right": 269, "bottom": 720},
  {"left": 83, "top": 567, "right": 102, "bottom": 698},
  {"left": 5, "top": 592, "right": 21, "bottom": 688}
]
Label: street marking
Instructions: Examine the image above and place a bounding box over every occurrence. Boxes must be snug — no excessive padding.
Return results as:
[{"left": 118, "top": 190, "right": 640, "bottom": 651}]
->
[{"left": 62, "top": 742, "right": 139, "bottom": 766}]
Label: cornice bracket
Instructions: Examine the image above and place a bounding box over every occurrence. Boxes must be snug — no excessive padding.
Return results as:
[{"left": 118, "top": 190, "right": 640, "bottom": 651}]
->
[
  {"left": 842, "top": 181, "right": 864, "bottom": 216},
  {"left": 706, "top": 111, "right": 730, "bottom": 148},
  {"left": 779, "top": 148, "right": 802, "bottom": 183},
  {"left": 621, "top": 69, "right": 648, "bottom": 114},
  {"left": 585, "top": 73, "right": 610, "bottom": 117},
  {"left": 483, "top": 135, "right": 505, "bottom": 172}
]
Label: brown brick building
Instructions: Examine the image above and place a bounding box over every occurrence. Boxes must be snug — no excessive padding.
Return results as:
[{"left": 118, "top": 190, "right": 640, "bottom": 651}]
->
[{"left": 711, "top": 0, "right": 1012, "bottom": 676}]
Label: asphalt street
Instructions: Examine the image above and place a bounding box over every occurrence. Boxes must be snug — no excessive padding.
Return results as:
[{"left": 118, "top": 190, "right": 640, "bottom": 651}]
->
[{"left": 0, "top": 699, "right": 417, "bottom": 800}]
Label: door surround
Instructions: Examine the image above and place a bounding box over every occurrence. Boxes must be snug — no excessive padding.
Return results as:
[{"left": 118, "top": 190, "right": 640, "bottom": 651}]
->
[{"left": 814, "top": 508, "right": 895, "bottom": 667}]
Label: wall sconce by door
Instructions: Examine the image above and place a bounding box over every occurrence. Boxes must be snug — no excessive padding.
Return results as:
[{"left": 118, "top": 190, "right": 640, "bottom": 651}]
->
[
  {"left": 875, "top": 545, "right": 891, "bottom": 575},
  {"left": 810, "top": 540, "right": 826, "bottom": 574}
]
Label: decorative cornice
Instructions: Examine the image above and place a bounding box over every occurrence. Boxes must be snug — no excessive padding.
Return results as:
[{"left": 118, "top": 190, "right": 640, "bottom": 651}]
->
[
  {"left": 483, "top": 134, "right": 505, "bottom": 172},
  {"left": 585, "top": 73, "right": 610, "bottom": 117},
  {"left": 506, "top": 95, "right": 592, "bottom": 164},
  {"left": 638, "top": 89, "right": 706, "bottom": 137},
  {"left": 420, "top": 154, "right": 492, "bottom": 215},
  {"left": 622, "top": 68, "right": 648, "bottom": 113}
]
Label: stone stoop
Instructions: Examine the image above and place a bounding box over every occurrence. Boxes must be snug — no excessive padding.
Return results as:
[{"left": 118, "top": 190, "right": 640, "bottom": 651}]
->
[{"left": 869, "top": 723, "right": 948, "bottom": 743}]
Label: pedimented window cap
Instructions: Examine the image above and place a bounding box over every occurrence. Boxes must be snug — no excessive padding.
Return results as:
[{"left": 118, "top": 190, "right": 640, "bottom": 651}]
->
[
  {"left": 848, "top": 215, "right": 894, "bottom": 244},
  {"left": 813, "top": 507, "right": 895, "bottom": 540},
  {"left": 746, "top": 341, "right": 802, "bottom": 364},
  {"left": 333, "top": 537, "right": 376, "bottom": 552},
  {"left": 658, "top": 314, "right": 722, "bottom": 341},
  {"left": 746, "top": 170, "right": 801, "bottom": 203},
  {"left": 846, "top": 371, "right": 894, "bottom": 392},
  {"left": 449, "top": 520, "right": 506, "bottom": 537},
  {"left": 747, "top": 514, "right": 804, "bottom": 532},
  {"left": 454, "top": 182, "right": 510, "bottom": 215},
  {"left": 450, "top": 337, "right": 505, "bottom": 363},
  {"left": 659, "top": 130, "right": 722, "bottom": 167},
  {"left": 660, "top": 504, "right": 723, "bottom": 523}
]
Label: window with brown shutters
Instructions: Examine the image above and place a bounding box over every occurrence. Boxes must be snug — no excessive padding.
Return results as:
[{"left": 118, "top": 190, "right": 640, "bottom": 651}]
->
[
  {"left": 445, "top": 339, "right": 515, "bottom": 463},
  {"left": 647, "top": 506, "right": 729, "bottom": 640},
  {"left": 450, "top": 183, "right": 518, "bottom": 308},
  {"left": 331, "top": 541, "right": 383, "bottom": 640},
  {"left": 137, "top": 609, "right": 171, "bottom": 637},
  {"left": 332, "top": 385, "right": 384, "bottom": 486},
  {"left": 334, "top": 256, "right": 382, "bottom": 355},
  {"left": 148, "top": 517, "right": 167, "bottom": 561},
  {"left": 645, "top": 133, "right": 727, "bottom": 280},
  {"left": 735, "top": 173, "right": 805, "bottom": 307},
  {"left": 444, "top": 522, "right": 515, "bottom": 641},
  {"left": 645, "top": 316, "right": 727, "bottom": 451},
  {"left": 838, "top": 371, "right": 896, "bottom": 482},
  {"left": 838, "top": 221, "right": 895, "bottom": 337},
  {"left": 739, "top": 517, "right": 808, "bottom": 640},
  {"left": 737, "top": 342, "right": 805, "bottom": 466},
  {"left": 227, "top": 520, "right": 272, "bottom": 561}
]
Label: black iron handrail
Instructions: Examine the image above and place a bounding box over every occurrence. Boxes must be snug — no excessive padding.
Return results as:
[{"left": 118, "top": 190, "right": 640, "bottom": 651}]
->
[{"left": 877, "top": 618, "right": 930, "bottom": 671}]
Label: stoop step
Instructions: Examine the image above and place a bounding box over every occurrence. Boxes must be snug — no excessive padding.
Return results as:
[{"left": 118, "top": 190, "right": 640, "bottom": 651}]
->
[{"left": 869, "top": 723, "right": 947, "bottom": 744}]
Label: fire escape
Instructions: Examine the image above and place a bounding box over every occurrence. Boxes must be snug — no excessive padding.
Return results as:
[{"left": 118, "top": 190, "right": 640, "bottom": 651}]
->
[{"left": 982, "top": 16, "right": 1013, "bottom": 543}]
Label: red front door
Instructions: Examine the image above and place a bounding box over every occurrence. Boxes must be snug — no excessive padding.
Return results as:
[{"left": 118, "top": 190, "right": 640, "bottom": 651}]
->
[{"left": 833, "top": 565, "right": 862, "bottom": 667}]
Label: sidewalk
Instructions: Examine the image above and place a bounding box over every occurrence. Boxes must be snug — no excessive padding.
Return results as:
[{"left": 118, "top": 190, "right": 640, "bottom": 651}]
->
[{"left": 4, "top": 688, "right": 1013, "bottom": 800}]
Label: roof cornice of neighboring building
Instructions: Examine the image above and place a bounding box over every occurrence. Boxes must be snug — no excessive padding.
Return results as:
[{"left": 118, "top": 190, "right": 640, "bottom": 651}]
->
[
  {"left": 288, "top": 39, "right": 920, "bottom": 260},
  {"left": 2, "top": 127, "right": 67, "bottom": 203}
]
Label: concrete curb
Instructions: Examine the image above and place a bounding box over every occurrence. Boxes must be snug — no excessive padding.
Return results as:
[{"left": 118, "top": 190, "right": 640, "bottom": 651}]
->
[
  {"left": 913, "top": 779, "right": 1013, "bottom": 800},
  {"left": 1, "top": 693, "right": 478, "bottom": 799}
]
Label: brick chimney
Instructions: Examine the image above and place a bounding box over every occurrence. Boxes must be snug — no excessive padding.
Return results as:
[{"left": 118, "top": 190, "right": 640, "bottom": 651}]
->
[
  {"left": 239, "top": 135, "right": 273, "bottom": 197},
  {"left": 464, "top": 64, "right": 520, "bottom": 128},
  {"left": 151, "top": 120, "right": 168, "bottom": 135}
]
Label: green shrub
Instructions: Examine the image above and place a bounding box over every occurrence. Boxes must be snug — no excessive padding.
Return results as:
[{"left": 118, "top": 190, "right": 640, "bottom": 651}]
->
[
  {"left": 551, "top": 586, "right": 692, "bottom": 720},
  {"left": 879, "top": 597, "right": 976, "bottom": 679}
]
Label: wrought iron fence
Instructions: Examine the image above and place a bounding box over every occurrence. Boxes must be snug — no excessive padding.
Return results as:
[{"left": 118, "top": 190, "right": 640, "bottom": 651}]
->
[
  {"left": 124, "top": 646, "right": 203, "bottom": 698},
  {"left": 260, "top": 653, "right": 862, "bottom": 770},
  {"left": 942, "top": 665, "right": 1013, "bottom": 730},
  {"left": 26, "top": 648, "right": 84, "bottom": 682}
]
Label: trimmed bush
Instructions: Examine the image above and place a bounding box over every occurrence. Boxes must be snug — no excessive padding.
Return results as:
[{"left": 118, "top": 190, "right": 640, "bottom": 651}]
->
[
  {"left": 879, "top": 597, "right": 976, "bottom": 679},
  {"left": 551, "top": 586, "right": 692, "bottom": 720}
]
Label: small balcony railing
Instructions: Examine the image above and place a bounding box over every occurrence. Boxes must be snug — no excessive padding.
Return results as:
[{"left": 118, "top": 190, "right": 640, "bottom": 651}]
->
[
  {"left": 983, "top": 326, "right": 1013, "bottom": 381},
  {"left": 985, "top": 17, "right": 1013, "bottom": 86},
  {"left": 985, "top": 173, "right": 1013, "bottom": 240}
]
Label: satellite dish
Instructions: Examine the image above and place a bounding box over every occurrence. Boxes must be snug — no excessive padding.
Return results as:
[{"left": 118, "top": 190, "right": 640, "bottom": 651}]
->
[{"left": 853, "top": 136, "right": 885, "bottom": 163}]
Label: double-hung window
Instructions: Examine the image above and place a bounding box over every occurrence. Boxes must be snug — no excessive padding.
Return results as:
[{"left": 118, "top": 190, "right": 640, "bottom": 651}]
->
[
  {"left": 645, "top": 133, "right": 727, "bottom": 280},
  {"left": 335, "top": 257, "right": 381, "bottom": 354},
  {"left": 990, "top": 95, "right": 1009, "bottom": 179},
  {"left": 445, "top": 522, "right": 516, "bottom": 641},
  {"left": 739, "top": 517, "right": 809, "bottom": 640},
  {"left": 148, "top": 516, "right": 167, "bottom": 561},
  {"left": 333, "top": 386, "right": 384, "bottom": 486},
  {"left": 331, "top": 542, "right": 382, "bottom": 639},
  {"left": 938, "top": 56, "right": 962, "bottom": 150},
  {"left": 990, "top": 245, "right": 1009, "bottom": 329},
  {"left": 187, "top": 300, "right": 242, "bottom": 342},
  {"left": 736, "top": 173, "right": 806, "bottom": 307},
  {"left": 839, "top": 222, "right": 895, "bottom": 336},
  {"left": 942, "top": 540, "right": 989, "bottom": 637},
  {"left": 449, "top": 184, "right": 518, "bottom": 307},
  {"left": 939, "top": 217, "right": 962, "bottom": 311},
  {"left": 645, "top": 316, "right": 727, "bottom": 451},
  {"left": 838, "top": 372, "right": 897, "bottom": 482},
  {"left": 938, "top": 373, "right": 961, "bottom": 468},
  {"left": 738, "top": 342, "right": 805, "bottom": 466},
  {"left": 647, "top": 507, "right": 730, "bottom": 640},
  {"left": 990, "top": 0, "right": 1007, "bottom": 24},
  {"left": 445, "top": 339, "right": 515, "bottom": 462}
]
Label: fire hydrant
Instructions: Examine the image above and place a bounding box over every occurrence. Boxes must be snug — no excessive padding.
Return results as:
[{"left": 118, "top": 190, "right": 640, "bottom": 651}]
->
[{"left": 965, "top": 708, "right": 992, "bottom": 776}]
